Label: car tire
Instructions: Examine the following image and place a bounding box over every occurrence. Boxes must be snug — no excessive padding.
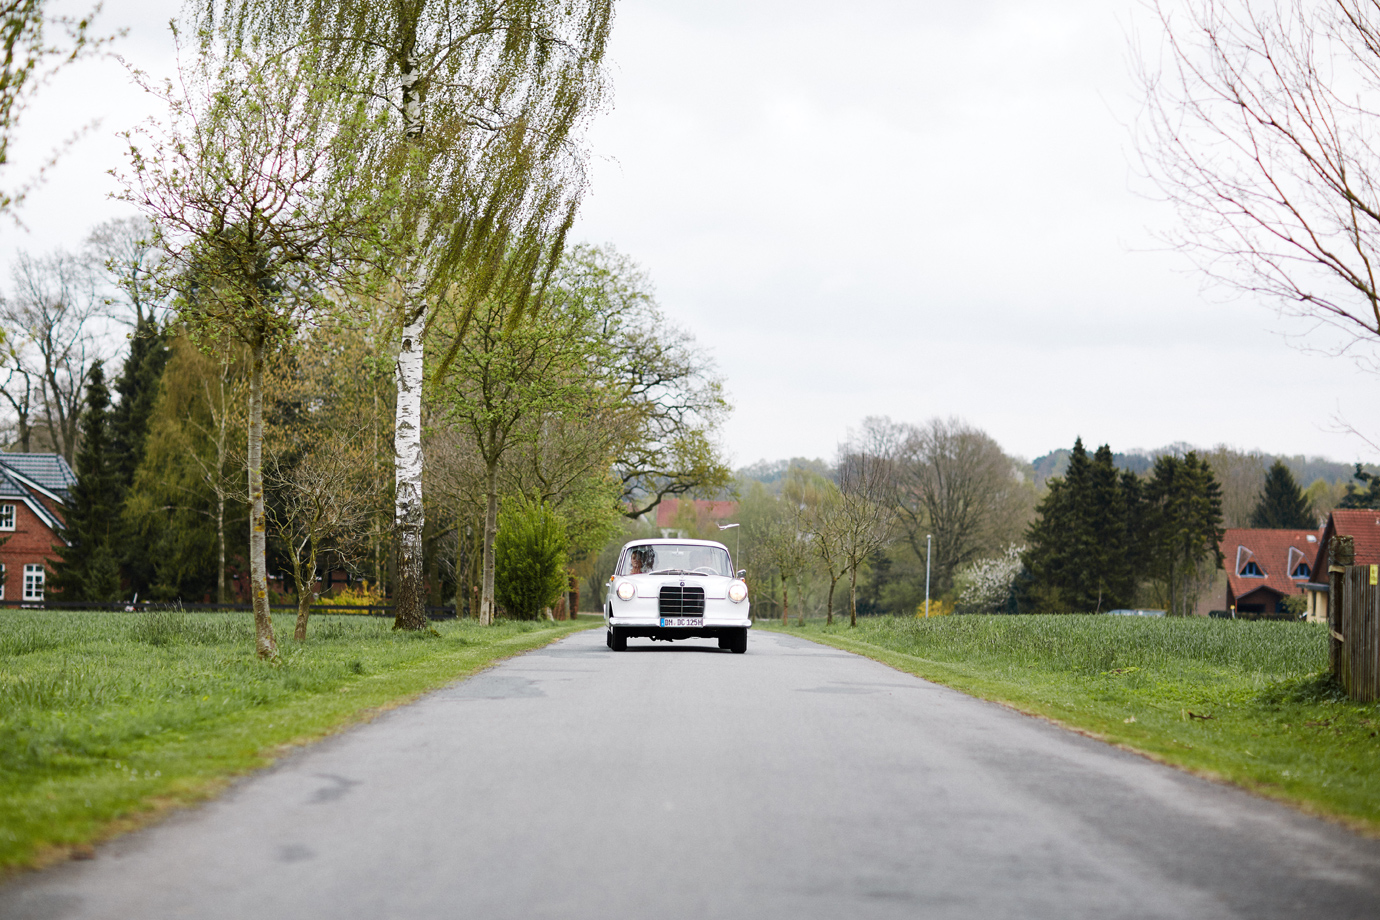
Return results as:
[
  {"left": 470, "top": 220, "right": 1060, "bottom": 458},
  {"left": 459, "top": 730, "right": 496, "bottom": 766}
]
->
[
  {"left": 729, "top": 629, "right": 748, "bottom": 654},
  {"left": 606, "top": 629, "right": 613, "bottom": 649},
  {"left": 611, "top": 628, "right": 628, "bottom": 652},
  {"left": 716, "top": 635, "right": 731, "bottom": 650}
]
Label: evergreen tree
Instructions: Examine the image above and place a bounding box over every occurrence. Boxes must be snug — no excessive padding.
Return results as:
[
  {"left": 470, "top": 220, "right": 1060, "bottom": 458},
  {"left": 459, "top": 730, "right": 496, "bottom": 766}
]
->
[
  {"left": 1249, "top": 459, "right": 1313, "bottom": 528},
  {"left": 1024, "top": 439, "right": 1144, "bottom": 612},
  {"left": 1144, "top": 452, "right": 1224, "bottom": 616},
  {"left": 110, "top": 317, "right": 171, "bottom": 596},
  {"left": 51, "top": 362, "right": 123, "bottom": 602},
  {"left": 493, "top": 497, "right": 568, "bottom": 619},
  {"left": 1338, "top": 463, "right": 1380, "bottom": 510},
  {"left": 110, "top": 318, "right": 170, "bottom": 490}
]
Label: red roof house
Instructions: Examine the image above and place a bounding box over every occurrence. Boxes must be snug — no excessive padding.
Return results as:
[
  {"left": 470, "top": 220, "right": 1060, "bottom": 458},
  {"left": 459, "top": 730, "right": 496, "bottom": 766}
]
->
[
  {"left": 1313, "top": 509, "right": 1380, "bottom": 572},
  {"left": 1220, "top": 527, "right": 1322, "bottom": 619},
  {"left": 654, "top": 498, "right": 738, "bottom": 538},
  {"left": 0, "top": 454, "right": 72, "bottom": 603}
]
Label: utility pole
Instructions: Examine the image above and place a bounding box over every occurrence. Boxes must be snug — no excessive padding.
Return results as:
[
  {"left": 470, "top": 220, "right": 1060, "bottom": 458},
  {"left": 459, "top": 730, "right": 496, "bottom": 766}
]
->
[{"left": 924, "top": 534, "right": 932, "bottom": 618}]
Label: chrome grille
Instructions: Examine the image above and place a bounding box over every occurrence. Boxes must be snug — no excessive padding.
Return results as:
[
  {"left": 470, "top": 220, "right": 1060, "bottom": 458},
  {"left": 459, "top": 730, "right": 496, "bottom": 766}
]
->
[{"left": 658, "top": 585, "right": 705, "bottom": 617}]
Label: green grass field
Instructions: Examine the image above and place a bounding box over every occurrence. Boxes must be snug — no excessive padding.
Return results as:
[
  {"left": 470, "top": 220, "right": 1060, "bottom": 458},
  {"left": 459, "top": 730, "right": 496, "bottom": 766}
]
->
[
  {"left": 0, "top": 610, "right": 595, "bottom": 872},
  {"left": 765, "top": 616, "right": 1380, "bottom": 832}
]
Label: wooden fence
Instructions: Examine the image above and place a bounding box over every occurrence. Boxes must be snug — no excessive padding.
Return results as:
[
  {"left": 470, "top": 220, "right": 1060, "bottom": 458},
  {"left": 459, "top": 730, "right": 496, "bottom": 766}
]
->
[{"left": 1327, "top": 535, "right": 1380, "bottom": 702}]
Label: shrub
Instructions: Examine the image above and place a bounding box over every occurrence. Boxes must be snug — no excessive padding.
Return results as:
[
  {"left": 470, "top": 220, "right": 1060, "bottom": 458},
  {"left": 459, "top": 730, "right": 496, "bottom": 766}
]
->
[{"left": 494, "top": 497, "right": 568, "bottom": 620}]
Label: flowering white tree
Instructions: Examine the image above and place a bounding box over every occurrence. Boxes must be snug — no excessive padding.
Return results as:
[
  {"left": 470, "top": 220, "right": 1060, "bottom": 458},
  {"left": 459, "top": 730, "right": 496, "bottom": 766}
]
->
[{"left": 956, "top": 544, "right": 1026, "bottom": 615}]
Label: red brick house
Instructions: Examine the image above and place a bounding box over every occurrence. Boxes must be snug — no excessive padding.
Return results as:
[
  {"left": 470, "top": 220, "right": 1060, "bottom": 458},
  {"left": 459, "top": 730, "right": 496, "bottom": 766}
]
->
[
  {"left": 1220, "top": 527, "right": 1322, "bottom": 619},
  {"left": 0, "top": 454, "right": 74, "bottom": 603}
]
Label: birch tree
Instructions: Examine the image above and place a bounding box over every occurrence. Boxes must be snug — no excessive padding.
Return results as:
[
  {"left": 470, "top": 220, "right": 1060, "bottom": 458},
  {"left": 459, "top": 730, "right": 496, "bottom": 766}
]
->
[
  {"left": 119, "top": 35, "right": 392, "bottom": 657},
  {"left": 201, "top": 0, "right": 613, "bottom": 630}
]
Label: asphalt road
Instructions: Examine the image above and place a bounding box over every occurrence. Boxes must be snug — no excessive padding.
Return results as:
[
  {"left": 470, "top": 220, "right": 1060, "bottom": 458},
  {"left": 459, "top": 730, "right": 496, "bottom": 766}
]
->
[{"left": 4, "top": 627, "right": 1380, "bottom": 920}]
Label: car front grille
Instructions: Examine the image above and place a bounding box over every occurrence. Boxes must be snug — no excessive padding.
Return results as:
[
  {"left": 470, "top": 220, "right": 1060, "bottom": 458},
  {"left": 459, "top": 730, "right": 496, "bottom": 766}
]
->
[{"left": 659, "top": 585, "right": 705, "bottom": 617}]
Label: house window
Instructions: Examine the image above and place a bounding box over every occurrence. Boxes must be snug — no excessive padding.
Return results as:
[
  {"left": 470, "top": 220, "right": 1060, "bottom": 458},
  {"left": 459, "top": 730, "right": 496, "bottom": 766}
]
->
[
  {"left": 0, "top": 504, "right": 13, "bottom": 530},
  {"left": 1240, "top": 561, "right": 1264, "bottom": 577},
  {"left": 1292, "top": 562, "right": 1311, "bottom": 579},
  {"left": 23, "top": 564, "right": 44, "bottom": 602}
]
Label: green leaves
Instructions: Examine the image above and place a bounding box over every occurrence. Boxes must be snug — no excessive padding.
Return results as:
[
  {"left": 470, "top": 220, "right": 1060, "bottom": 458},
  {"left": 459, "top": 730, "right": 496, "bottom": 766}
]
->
[{"left": 493, "top": 496, "right": 567, "bottom": 619}]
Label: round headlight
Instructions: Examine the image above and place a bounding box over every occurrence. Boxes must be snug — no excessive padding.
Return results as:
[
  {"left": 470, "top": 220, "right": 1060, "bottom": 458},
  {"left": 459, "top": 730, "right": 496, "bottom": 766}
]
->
[
  {"left": 616, "top": 581, "right": 636, "bottom": 601},
  {"left": 728, "top": 581, "right": 748, "bottom": 603}
]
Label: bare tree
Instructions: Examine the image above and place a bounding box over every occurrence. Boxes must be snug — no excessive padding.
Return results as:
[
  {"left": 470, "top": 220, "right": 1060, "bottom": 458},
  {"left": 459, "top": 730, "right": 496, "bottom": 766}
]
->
[
  {"left": 0, "top": 249, "right": 103, "bottom": 460},
  {"left": 835, "top": 444, "right": 897, "bottom": 628},
  {"left": 857, "top": 416, "right": 1032, "bottom": 600},
  {"left": 265, "top": 427, "right": 371, "bottom": 640},
  {"left": 85, "top": 217, "right": 166, "bottom": 328},
  {"left": 1136, "top": 0, "right": 1380, "bottom": 347}
]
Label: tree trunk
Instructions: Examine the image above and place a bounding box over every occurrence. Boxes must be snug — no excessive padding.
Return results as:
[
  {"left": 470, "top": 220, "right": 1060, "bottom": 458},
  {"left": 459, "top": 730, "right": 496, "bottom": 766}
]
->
[
  {"left": 215, "top": 491, "right": 226, "bottom": 604},
  {"left": 826, "top": 573, "right": 836, "bottom": 626},
  {"left": 392, "top": 306, "right": 428, "bottom": 630},
  {"left": 294, "top": 538, "right": 317, "bottom": 641},
  {"left": 849, "top": 564, "right": 859, "bottom": 628},
  {"left": 480, "top": 461, "right": 499, "bottom": 625},
  {"left": 781, "top": 577, "right": 789, "bottom": 627},
  {"left": 247, "top": 340, "right": 277, "bottom": 659}
]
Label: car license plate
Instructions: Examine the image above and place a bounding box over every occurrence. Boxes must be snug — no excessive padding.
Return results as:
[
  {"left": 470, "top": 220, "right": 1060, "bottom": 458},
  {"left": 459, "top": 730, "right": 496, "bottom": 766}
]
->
[{"left": 660, "top": 617, "right": 703, "bottom": 627}]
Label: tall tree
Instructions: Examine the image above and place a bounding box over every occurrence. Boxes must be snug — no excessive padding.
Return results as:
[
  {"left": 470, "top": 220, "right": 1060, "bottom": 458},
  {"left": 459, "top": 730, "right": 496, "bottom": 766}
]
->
[
  {"left": 1144, "top": 452, "right": 1225, "bottom": 617},
  {"left": 1023, "top": 439, "right": 1142, "bottom": 613},
  {"left": 1340, "top": 463, "right": 1380, "bottom": 510},
  {"left": 124, "top": 336, "right": 246, "bottom": 603},
  {"left": 1249, "top": 459, "right": 1314, "bottom": 528},
  {"left": 120, "top": 36, "right": 392, "bottom": 657},
  {"left": 201, "top": 0, "right": 613, "bottom": 631},
  {"left": 432, "top": 281, "right": 606, "bottom": 625},
  {"left": 50, "top": 360, "right": 120, "bottom": 601},
  {"left": 835, "top": 443, "right": 897, "bottom": 628}
]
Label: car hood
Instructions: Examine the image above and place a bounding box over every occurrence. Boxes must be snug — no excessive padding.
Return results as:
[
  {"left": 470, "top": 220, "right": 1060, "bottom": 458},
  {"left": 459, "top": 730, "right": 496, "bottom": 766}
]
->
[{"left": 624, "top": 573, "right": 734, "bottom": 600}]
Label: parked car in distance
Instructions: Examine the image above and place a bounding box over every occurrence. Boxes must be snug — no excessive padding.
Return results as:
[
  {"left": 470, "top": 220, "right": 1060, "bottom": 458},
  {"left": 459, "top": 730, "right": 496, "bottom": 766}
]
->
[{"left": 604, "top": 538, "right": 751, "bottom": 653}]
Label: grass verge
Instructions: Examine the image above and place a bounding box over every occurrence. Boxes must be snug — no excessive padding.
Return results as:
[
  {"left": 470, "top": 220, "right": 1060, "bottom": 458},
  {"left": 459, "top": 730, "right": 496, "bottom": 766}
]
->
[
  {"left": 764, "top": 616, "right": 1380, "bottom": 833},
  {"left": 0, "top": 610, "right": 596, "bottom": 873}
]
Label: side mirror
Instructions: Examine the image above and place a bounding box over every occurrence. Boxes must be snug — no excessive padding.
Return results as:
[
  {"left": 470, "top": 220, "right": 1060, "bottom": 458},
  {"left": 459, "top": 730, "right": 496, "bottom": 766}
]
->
[{"left": 737, "top": 569, "right": 747, "bottom": 580}]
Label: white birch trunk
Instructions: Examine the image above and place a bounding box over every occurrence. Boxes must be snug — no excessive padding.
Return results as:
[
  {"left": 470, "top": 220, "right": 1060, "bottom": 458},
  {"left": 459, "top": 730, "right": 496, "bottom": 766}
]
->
[
  {"left": 247, "top": 340, "right": 277, "bottom": 658},
  {"left": 392, "top": 49, "right": 429, "bottom": 630},
  {"left": 393, "top": 306, "right": 428, "bottom": 629}
]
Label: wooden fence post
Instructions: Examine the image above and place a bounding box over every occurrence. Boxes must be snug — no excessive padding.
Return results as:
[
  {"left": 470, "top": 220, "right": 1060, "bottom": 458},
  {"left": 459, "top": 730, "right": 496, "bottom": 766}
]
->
[{"left": 1329, "top": 535, "right": 1353, "bottom": 682}]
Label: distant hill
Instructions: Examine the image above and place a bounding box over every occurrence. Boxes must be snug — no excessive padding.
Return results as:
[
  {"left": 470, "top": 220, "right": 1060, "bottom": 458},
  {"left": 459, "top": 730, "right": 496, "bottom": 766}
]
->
[{"left": 734, "top": 457, "right": 833, "bottom": 494}]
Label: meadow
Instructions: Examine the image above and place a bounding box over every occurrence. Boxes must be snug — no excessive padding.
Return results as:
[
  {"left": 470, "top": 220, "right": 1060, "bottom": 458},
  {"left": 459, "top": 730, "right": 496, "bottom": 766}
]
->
[
  {"left": 0, "top": 609, "right": 592, "bottom": 872},
  {"left": 768, "top": 615, "right": 1380, "bottom": 832}
]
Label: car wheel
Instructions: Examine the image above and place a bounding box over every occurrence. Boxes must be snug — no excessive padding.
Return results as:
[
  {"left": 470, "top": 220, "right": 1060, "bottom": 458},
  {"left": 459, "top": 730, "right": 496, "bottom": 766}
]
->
[
  {"left": 611, "top": 628, "right": 628, "bottom": 652},
  {"left": 729, "top": 629, "right": 748, "bottom": 654},
  {"left": 717, "top": 634, "right": 731, "bottom": 650},
  {"left": 606, "top": 629, "right": 613, "bottom": 649}
]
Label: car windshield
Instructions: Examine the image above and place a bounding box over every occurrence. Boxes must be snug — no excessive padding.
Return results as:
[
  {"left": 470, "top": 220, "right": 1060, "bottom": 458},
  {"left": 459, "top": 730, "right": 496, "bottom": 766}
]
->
[{"left": 617, "top": 544, "right": 732, "bottom": 577}]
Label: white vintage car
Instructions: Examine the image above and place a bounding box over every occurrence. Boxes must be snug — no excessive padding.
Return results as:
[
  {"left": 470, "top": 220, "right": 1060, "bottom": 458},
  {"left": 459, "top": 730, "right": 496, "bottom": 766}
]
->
[{"left": 604, "top": 538, "right": 751, "bottom": 653}]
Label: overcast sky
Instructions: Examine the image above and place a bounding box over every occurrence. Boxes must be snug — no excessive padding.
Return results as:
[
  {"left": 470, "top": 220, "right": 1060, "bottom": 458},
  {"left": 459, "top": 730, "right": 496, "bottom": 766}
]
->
[{"left": 6, "top": 0, "right": 1379, "bottom": 468}]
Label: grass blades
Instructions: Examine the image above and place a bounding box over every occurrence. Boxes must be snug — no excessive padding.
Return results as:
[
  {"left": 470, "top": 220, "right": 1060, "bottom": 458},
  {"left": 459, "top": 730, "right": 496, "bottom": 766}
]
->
[
  {"left": 0, "top": 611, "right": 596, "bottom": 873},
  {"left": 766, "top": 616, "right": 1380, "bottom": 832}
]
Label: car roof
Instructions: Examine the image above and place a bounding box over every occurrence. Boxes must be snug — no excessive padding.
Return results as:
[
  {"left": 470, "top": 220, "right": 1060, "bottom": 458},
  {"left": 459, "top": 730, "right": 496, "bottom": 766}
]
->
[{"left": 620, "top": 538, "right": 730, "bottom": 552}]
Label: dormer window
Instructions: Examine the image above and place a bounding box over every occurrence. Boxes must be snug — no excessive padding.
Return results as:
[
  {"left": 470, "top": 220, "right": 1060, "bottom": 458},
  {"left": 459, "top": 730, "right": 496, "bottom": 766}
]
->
[
  {"left": 1292, "top": 562, "right": 1311, "bottom": 579},
  {"left": 1241, "top": 561, "right": 1265, "bottom": 577}
]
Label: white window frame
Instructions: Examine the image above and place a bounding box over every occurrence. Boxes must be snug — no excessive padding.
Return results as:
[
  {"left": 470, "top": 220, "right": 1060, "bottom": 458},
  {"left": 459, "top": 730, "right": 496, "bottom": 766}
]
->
[
  {"left": 0, "top": 503, "right": 14, "bottom": 531},
  {"left": 23, "top": 564, "right": 44, "bottom": 602}
]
